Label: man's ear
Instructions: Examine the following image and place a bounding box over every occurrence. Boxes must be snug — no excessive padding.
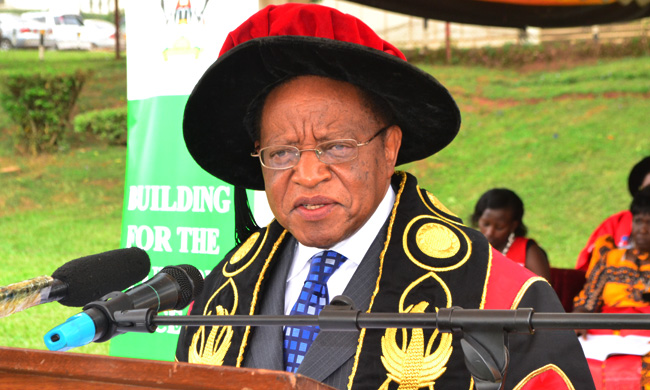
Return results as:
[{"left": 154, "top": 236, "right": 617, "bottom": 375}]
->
[{"left": 383, "top": 125, "right": 402, "bottom": 169}]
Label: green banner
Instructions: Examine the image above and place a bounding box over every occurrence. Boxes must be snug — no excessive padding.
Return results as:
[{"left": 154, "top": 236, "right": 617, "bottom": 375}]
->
[
  {"left": 112, "top": 0, "right": 258, "bottom": 361},
  {"left": 111, "top": 96, "right": 236, "bottom": 360}
]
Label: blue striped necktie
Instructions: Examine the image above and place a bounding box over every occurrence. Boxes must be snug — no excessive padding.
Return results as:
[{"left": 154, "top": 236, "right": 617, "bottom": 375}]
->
[{"left": 283, "top": 250, "right": 348, "bottom": 373}]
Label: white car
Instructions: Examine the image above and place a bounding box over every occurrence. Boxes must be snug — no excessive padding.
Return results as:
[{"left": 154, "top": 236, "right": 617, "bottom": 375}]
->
[
  {"left": 21, "top": 11, "right": 92, "bottom": 50},
  {"left": 83, "top": 19, "right": 126, "bottom": 50},
  {"left": 0, "top": 13, "right": 55, "bottom": 50}
]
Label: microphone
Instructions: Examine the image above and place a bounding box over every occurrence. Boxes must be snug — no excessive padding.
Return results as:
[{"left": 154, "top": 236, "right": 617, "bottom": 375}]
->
[
  {"left": 44, "top": 264, "right": 204, "bottom": 351},
  {"left": 0, "top": 247, "right": 151, "bottom": 318}
]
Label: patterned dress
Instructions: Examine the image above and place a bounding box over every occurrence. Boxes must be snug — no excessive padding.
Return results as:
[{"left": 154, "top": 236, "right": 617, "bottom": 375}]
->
[{"left": 574, "top": 234, "right": 650, "bottom": 389}]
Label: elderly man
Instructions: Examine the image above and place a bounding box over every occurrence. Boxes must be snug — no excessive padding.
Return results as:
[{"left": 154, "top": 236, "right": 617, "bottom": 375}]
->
[{"left": 176, "top": 4, "right": 594, "bottom": 389}]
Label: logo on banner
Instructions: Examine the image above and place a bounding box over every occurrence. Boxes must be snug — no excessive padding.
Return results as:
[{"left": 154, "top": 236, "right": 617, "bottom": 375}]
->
[{"left": 160, "top": 0, "right": 212, "bottom": 59}]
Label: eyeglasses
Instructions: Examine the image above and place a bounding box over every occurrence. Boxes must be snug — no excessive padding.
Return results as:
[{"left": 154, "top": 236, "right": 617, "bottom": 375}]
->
[{"left": 251, "top": 125, "right": 392, "bottom": 170}]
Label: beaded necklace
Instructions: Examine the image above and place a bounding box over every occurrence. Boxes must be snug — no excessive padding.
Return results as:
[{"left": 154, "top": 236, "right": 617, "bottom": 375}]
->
[{"left": 501, "top": 232, "right": 516, "bottom": 255}]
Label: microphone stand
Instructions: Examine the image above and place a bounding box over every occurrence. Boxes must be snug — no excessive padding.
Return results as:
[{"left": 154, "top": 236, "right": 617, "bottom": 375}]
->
[{"left": 111, "top": 296, "right": 650, "bottom": 390}]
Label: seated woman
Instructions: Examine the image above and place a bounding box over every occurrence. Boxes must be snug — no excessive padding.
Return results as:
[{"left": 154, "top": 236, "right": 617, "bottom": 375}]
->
[
  {"left": 471, "top": 188, "right": 551, "bottom": 279},
  {"left": 576, "top": 155, "right": 650, "bottom": 271},
  {"left": 573, "top": 186, "right": 650, "bottom": 389},
  {"left": 574, "top": 185, "right": 650, "bottom": 319}
]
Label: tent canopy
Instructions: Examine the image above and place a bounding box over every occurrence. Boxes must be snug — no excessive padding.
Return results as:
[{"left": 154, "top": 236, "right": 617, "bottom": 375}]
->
[{"left": 348, "top": 0, "right": 650, "bottom": 28}]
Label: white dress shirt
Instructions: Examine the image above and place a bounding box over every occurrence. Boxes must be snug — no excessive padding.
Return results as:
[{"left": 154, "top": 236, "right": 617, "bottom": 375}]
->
[{"left": 284, "top": 187, "right": 396, "bottom": 314}]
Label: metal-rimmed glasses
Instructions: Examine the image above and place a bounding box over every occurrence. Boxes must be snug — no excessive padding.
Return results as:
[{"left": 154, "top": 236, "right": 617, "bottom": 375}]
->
[{"left": 251, "top": 124, "right": 392, "bottom": 170}]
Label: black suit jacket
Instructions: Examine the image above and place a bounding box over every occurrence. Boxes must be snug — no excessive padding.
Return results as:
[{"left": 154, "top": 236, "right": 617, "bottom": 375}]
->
[{"left": 242, "top": 229, "right": 386, "bottom": 389}]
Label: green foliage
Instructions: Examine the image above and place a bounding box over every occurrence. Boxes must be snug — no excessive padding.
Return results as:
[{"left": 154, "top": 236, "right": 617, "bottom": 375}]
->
[
  {"left": 0, "top": 69, "right": 92, "bottom": 155},
  {"left": 74, "top": 107, "right": 127, "bottom": 145},
  {"left": 0, "top": 52, "right": 125, "bottom": 354},
  {"left": 0, "top": 50, "right": 126, "bottom": 120},
  {"left": 408, "top": 37, "right": 650, "bottom": 67}
]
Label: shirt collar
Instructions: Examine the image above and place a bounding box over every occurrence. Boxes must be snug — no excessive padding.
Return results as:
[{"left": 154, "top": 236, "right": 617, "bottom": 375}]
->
[{"left": 288, "top": 186, "right": 396, "bottom": 282}]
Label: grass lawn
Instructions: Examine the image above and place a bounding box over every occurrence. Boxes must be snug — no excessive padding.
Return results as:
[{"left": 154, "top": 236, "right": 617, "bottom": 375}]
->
[
  {"left": 0, "top": 50, "right": 649, "bottom": 353},
  {"left": 409, "top": 58, "right": 649, "bottom": 264},
  {"left": 1, "top": 51, "right": 126, "bottom": 354}
]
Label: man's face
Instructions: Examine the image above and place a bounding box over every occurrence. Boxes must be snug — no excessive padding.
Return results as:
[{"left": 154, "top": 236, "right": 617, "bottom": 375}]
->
[{"left": 257, "top": 76, "right": 402, "bottom": 248}]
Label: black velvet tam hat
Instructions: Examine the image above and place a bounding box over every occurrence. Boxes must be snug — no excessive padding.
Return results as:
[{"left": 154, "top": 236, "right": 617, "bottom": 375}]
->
[{"left": 183, "top": 3, "right": 461, "bottom": 191}]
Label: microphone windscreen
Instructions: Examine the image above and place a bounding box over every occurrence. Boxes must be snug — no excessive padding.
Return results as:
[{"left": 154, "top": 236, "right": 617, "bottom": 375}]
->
[
  {"left": 52, "top": 247, "right": 151, "bottom": 307},
  {"left": 177, "top": 264, "right": 204, "bottom": 297}
]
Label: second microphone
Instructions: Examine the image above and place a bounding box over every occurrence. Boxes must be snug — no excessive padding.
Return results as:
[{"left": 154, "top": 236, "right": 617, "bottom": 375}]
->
[{"left": 44, "top": 264, "right": 204, "bottom": 351}]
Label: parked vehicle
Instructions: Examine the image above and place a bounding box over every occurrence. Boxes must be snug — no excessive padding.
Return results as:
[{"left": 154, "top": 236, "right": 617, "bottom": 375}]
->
[
  {"left": 83, "top": 19, "right": 126, "bottom": 49},
  {"left": 0, "top": 13, "right": 54, "bottom": 50},
  {"left": 21, "top": 11, "right": 92, "bottom": 50}
]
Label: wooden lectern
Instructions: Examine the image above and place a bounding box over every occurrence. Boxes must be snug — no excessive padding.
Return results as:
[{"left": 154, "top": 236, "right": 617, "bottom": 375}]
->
[{"left": 0, "top": 347, "right": 334, "bottom": 390}]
